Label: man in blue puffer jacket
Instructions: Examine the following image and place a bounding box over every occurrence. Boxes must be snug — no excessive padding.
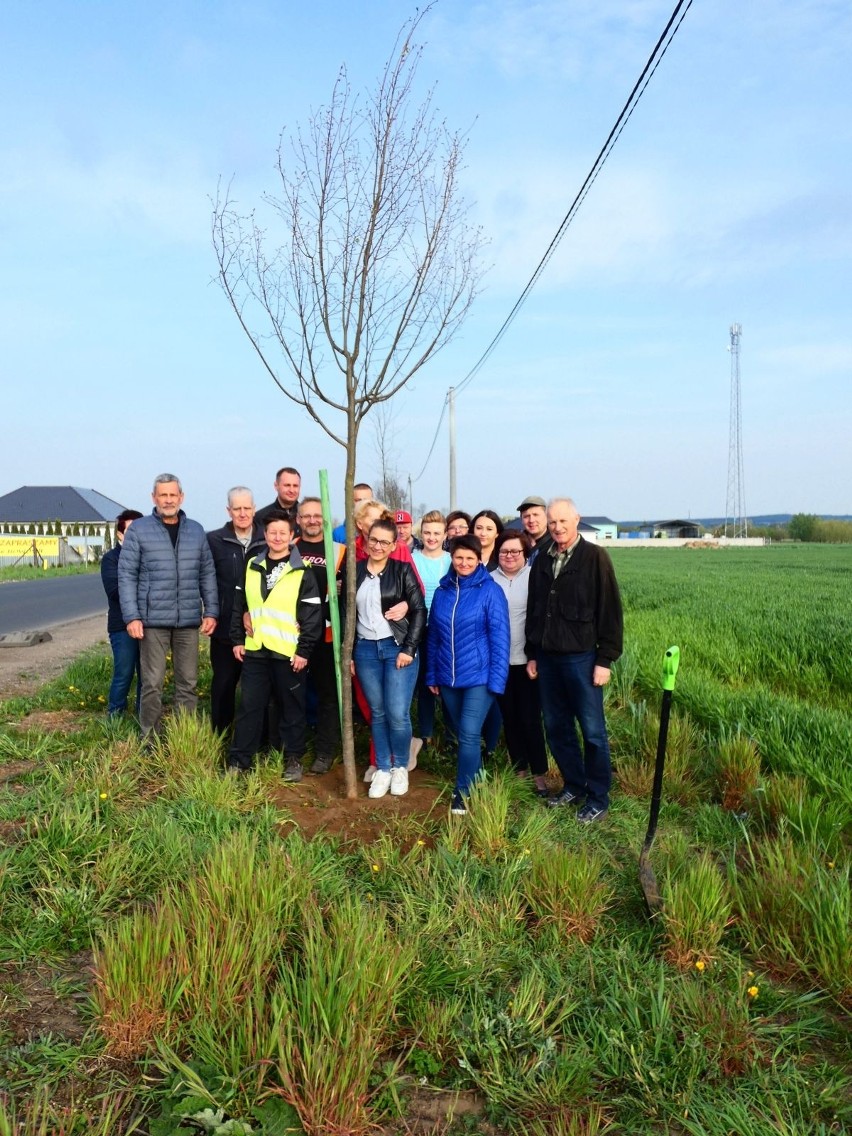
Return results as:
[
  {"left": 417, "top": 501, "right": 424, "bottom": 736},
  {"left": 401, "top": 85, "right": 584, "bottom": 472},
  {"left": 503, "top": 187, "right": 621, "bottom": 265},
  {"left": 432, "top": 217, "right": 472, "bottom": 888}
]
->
[
  {"left": 118, "top": 474, "right": 219, "bottom": 741},
  {"left": 426, "top": 533, "right": 510, "bottom": 814}
]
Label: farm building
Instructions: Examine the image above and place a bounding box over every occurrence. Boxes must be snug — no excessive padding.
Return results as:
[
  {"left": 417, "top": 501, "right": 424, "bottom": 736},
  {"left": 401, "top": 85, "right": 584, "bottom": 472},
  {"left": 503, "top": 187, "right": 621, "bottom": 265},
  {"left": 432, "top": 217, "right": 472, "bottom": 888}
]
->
[
  {"left": 0, "top": 485, "right": 130, "bottom": 563},
  {"left": 651, "top": 519, "right": 702, "bottom": 539},
  {"left": 583, "top": 515, "right": 618, "bottom": 540}
]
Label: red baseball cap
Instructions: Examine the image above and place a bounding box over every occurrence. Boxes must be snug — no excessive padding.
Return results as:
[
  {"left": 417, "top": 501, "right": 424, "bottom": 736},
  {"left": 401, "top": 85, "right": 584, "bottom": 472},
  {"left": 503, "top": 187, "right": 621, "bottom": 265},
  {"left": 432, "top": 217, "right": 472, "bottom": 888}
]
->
[{"left": 395, "top": 510, "right": 413, "bottom": 524}]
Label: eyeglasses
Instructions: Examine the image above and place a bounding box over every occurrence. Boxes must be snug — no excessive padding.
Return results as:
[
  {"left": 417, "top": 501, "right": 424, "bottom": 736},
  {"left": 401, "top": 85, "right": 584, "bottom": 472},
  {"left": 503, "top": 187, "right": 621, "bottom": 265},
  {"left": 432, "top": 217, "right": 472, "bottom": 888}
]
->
[
  {"left": 368, "top": 538, "right": 393, "bottom": 549},
  {"left": 499, "top": 548, "right": 524, "bottom": 556},
  {"left": 299, "top": 514, "right": 323, "bottom": 521}
]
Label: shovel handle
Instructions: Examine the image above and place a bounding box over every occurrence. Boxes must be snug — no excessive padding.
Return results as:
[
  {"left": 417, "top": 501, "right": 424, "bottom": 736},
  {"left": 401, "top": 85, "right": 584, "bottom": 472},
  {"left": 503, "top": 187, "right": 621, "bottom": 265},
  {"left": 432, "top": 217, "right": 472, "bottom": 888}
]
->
[{"left": 642, "top": 646, "right": 680, "bottom": 852}]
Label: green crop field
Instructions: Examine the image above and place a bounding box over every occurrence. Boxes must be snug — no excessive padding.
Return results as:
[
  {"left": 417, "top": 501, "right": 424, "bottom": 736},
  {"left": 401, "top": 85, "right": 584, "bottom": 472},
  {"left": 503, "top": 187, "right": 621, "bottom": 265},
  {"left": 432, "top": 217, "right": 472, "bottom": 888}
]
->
[{"left": 0, "top": 545, "right": 848, "bottom": 1135}]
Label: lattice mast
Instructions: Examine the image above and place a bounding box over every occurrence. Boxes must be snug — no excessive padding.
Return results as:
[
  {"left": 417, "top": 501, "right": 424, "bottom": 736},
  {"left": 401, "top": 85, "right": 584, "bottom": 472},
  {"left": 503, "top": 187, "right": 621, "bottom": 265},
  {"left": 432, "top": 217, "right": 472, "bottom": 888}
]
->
[{"left": 724, "top": 322, "right": 748, "bottom": 538}]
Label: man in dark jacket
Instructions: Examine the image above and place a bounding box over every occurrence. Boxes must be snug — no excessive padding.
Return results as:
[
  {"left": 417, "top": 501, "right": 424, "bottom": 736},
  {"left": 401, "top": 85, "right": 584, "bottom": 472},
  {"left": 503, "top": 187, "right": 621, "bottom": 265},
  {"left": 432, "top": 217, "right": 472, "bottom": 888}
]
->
[
  {"left": 206, "top": 487, "right": 266, "bottom": 734},
  {"left": 526, "top": 498, "right": 623, "bottom": 822},
  {"left": 255, "top": 466, "right": 301, "bottom": 530},
  {"left": 517, "top": 494, "right": 553, "bottom": 564},
  {"left": 118, "top": 474, "right": 218, "bottom": 741}
]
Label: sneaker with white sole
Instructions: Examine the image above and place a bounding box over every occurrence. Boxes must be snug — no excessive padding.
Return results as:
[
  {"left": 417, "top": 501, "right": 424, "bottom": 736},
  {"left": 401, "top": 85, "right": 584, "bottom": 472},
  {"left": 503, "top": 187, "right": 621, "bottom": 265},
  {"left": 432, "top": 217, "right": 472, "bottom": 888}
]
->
[
  {"left": 450, "top": 792, "right": 467, "bottom": 816},
  {"left": 368, "top": 769, "right": 392, "bottom": 798},
  {"left": 576, "top": 803, "right": 608, "bottom": 824},
  {"left": 408, "top": 737, "right": 423, "bottom": 771},
  {"left": 363, "top": 765, "right": 376, "bottom": 783},
  {"left": 390, "top": 766, "right": 409, "bottom": 796}
]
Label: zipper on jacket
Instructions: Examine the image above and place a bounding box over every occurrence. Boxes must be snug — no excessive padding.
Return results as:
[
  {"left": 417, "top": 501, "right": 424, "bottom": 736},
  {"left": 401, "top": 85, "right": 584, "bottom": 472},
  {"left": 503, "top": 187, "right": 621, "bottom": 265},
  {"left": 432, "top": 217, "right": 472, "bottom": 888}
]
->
[{"left": 450, "top": 575, "right": 460, "bottom": 686}]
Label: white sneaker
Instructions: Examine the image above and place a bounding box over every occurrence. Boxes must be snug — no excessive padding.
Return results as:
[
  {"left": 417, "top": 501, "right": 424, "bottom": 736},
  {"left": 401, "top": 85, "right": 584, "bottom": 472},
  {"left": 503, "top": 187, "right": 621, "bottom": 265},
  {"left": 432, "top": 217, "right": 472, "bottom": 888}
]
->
[
  {"left": 390, "top": 766, "right": 409, "bottom": 796},
  {"left": 408, "top": 737, "right": 423, "bottom": 771},
  {"left": 368, "top": 769, "right": 392, "bottom": 798},
  {"left": 363, "top": 765, "right": 376, "bottom": 783}
]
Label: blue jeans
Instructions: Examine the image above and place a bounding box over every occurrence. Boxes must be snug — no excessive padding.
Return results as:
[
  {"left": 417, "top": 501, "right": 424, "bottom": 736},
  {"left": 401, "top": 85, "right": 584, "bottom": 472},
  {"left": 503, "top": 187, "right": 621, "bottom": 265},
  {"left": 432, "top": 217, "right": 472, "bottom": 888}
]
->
[
  {"left": 354, "top": 637, "right": 419, "bottom": 771},
  {"left": 440, "top": 684, "right": 494, "bottom": 797},
  {"left": 108, "top": 630, "right": 141, "bottom": 715},
  {"left": 537, "top": 650, "right": 612, "bottom": 809}
]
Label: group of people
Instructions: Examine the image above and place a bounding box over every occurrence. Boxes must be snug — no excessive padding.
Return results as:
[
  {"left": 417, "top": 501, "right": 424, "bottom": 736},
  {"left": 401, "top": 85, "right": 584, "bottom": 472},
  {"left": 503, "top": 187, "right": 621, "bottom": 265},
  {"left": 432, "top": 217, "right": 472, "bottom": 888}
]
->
[{"left": 102, "top": 469, "right": 623, "bottom": 823}]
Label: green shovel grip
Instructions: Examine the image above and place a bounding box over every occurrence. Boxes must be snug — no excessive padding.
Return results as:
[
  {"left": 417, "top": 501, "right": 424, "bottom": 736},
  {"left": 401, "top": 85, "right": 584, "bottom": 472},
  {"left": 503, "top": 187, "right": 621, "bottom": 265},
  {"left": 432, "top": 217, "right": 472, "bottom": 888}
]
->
[{"left": 662, "top": 646, "right": 680, "bottom": 692}]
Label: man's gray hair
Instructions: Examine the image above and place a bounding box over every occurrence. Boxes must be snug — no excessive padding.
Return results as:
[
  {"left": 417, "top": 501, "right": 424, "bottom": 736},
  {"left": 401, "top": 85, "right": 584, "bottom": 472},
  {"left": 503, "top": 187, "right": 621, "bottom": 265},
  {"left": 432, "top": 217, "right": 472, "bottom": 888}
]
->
[
  {"left": 227, "top": 486, "right": 254, "bottom": 506},
  {"left": 548, "top": 497, "right": 579, "bottom": 515},
  {"left": 153, "top": 473, "right": 182, "bottom": 492}
]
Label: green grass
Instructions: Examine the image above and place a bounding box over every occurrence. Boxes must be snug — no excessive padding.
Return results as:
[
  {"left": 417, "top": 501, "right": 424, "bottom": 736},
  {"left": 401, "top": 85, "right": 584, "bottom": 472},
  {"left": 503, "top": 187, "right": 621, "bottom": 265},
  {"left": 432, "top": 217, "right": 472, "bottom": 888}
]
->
[
  {"left": 0, "top": 564, "right": 100, "bottom": 583},
  {"left": 0, "top": 544, "right": 849, "bottom": 1133}
]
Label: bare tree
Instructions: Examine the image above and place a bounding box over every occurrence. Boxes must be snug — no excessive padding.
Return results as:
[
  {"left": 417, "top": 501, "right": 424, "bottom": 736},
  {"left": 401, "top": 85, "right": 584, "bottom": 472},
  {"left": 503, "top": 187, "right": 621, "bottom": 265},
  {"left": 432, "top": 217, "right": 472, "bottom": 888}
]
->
[{"left": 212, "top": 11, "right": 485, "bottom": 797}]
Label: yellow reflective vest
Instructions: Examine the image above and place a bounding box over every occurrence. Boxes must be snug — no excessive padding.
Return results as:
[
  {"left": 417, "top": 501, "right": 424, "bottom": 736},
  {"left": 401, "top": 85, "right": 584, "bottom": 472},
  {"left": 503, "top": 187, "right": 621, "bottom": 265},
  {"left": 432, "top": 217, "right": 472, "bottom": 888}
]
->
[{"left": 243, "top": 556, "right": 304, "bottom": 658}]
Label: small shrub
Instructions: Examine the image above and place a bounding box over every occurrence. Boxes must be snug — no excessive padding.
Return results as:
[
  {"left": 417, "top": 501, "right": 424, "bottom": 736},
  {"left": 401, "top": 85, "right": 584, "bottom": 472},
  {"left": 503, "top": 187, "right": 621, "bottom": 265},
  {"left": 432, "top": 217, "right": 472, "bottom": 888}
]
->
[
  {"left": 731, "top": 832, "right": 851, "bottom": 1005},
  {"left": 524, "top": 845, "right": 613, "bottom": 942},
  {"left": 661, "top": 851, "right": 732, "bottom": 969},
  {"left": 271, "top": 894, "right": 416, "bottom": 1135},
  {"left": 714, "top": 731, "right": 761, "bottom": 812}
]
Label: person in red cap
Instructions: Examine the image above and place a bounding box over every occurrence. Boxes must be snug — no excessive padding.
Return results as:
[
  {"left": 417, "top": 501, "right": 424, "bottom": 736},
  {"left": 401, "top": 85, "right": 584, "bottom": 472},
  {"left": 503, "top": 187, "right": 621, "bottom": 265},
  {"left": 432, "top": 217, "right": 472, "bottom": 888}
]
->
[{"left": 394, "top": 509, "right": 422, "bottom": 553}]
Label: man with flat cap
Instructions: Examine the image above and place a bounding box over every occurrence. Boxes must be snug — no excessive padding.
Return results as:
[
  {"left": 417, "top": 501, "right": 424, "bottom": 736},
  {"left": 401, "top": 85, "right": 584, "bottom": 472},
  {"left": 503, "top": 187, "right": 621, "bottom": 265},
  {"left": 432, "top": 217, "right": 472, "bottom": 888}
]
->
[{"left": 517, "top": 494, "right": 553, "bottom": 563}]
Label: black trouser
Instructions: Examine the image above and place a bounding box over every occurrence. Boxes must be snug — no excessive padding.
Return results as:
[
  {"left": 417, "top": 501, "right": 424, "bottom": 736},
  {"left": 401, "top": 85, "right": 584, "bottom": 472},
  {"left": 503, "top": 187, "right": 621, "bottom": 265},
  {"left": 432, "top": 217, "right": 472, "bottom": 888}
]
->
[
  {"left": 228, "top": 649, "right": 307, "bottom": 770},
  {"left": 498, "top": 664, "right": 548, "bottom": 775},
  {"left": 209, "top": 637, "right": 243, "bottom": 734},
  {"left": 307, "top": 640, "right": 341, "bottom": 759}
]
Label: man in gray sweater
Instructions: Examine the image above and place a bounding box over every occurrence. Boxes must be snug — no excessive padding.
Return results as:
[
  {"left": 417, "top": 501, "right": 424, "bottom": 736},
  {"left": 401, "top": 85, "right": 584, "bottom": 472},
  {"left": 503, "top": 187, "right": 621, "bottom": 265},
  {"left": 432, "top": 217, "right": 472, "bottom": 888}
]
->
[{"left": 119, "top": 473, "right": 218, "bottom": 740}]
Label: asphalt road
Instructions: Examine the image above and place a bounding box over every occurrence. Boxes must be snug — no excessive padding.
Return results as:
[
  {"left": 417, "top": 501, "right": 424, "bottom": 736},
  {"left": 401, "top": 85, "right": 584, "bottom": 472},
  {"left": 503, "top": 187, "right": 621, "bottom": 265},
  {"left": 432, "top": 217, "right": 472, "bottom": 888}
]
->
[{"left": 0, "top": 573, "right": 107, "bottom": 635}]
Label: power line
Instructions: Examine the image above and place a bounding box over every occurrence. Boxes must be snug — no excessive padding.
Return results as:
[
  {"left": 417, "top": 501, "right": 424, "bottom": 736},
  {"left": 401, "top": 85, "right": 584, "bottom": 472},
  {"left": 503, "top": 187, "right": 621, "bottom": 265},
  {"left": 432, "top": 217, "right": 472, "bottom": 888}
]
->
[
  {"left": 454, "top": 0, "right": 693, "bottom": 397},
  {"left": 409, "top": 0, "right": 694, "bottom": 489},
  {"left": 409, "top": 390, "right": 449, "bottom": 483}
]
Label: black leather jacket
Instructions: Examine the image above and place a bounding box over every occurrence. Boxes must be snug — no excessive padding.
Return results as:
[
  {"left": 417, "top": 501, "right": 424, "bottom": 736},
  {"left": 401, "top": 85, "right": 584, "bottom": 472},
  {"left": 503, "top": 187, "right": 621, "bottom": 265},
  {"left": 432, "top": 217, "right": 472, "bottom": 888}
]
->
[{"left": 352, "top": 558, "right": 426, "bottom": 656}]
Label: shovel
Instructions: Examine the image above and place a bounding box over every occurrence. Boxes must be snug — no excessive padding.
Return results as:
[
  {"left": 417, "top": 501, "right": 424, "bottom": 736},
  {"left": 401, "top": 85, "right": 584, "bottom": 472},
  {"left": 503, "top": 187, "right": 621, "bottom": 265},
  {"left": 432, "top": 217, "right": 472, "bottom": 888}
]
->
[{"left": 639, "top": 645, "right": 680, "bottom": 916}]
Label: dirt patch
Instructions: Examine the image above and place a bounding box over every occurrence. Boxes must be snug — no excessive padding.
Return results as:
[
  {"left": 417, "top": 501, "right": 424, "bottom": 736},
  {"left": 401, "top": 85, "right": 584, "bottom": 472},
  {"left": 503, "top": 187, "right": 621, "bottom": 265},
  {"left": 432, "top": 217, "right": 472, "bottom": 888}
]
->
[
  {"left": 270, "top": 761, "right": 450, "bottom": 843},
  {"left": 1, "top": 953, "right": 92, "bottom": 1046},
  {"left": 19, "top": 709, "right": 82, "bottom": 732},
  {"left": 0, "top": 759, "right": 36, "bottom": 785},
  {"left": 0, "top": 615, "right": 107, "bottom": 701}
]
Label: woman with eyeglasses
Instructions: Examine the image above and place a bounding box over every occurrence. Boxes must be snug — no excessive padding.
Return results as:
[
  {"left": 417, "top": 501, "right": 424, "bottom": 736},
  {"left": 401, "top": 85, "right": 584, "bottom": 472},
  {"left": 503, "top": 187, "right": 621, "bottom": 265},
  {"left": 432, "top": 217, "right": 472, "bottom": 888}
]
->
[
  {"left": 352, "top": 519, "right": 426, "bottom": 798},
  {"left": 490, "top": 529, "right": 549, "bottom": 796},
  {"left": 426, "top": 534, "right": 510, "bottom": 815}
]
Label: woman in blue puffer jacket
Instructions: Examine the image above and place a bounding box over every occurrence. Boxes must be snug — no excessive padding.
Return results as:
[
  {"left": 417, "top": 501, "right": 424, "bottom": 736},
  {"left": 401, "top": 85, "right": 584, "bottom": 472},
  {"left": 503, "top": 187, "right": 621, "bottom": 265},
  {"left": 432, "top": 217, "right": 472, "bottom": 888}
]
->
[{"left": 426, "top": 534, "right": 510, "bottom": 814}]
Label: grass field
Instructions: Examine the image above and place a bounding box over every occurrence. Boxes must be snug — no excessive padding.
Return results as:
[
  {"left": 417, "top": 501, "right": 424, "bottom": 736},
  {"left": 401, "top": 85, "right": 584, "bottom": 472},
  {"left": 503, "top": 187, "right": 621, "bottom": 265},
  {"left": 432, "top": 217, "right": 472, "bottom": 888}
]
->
[
  {"left": 0, "top": 545, "right": 849, "bottom": 1135},
  {"left": 0, "top": 564, "right": 99, "bottom": 584}
]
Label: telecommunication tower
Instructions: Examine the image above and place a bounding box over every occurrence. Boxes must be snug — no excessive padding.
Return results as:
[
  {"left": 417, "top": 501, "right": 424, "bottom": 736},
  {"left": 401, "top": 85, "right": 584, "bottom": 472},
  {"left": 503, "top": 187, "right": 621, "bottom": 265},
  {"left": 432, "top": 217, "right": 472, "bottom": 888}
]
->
[{"left": 724, "top": 322, "right": 748, "bottom": 538}]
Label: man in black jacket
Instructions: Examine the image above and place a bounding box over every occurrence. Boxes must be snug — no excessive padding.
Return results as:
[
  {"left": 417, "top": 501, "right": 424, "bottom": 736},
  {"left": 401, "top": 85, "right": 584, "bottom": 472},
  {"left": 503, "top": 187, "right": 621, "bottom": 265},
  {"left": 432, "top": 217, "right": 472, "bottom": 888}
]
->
[
  {"left": 255, "top": 466, "right": 301, "bottom": 530},
  {"left": 206, "top": 487, "right": 265, "bottom": 734},
  {"left": 525, "top": 498, "right": 623, "bottom": 822}
]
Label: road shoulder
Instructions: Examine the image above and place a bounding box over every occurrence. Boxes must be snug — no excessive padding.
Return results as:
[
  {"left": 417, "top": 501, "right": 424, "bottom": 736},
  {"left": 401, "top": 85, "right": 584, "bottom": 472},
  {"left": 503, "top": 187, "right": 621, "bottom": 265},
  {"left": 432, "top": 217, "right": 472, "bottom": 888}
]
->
[{"left": 0, "top": 615, "right": 107, "bottom": 700}]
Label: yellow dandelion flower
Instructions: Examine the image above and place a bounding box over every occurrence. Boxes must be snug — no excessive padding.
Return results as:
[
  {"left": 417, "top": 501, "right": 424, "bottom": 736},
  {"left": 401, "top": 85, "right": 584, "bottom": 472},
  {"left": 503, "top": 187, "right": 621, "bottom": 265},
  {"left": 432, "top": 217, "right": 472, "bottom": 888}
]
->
[
  {"left": 747, "top": 985, "right": 759, "bottom": 999},
  {"left": 747, "top": 970, "right": 755, "bottom": 978},
  {"left": 99, "top": 792, "right": 108, "bottom": 800},
  {"left": 79, "top": 701, "right": 86, "bottom": 706},
  {"left": 68, "top": 685, "right": 76, "bottom": 692},
  {"left": 416, "top": 839, "right": 425, "bottom": 846},
  {"left": 367, "top": 892, "right": 374, "bottom": 901},
  {"left": 97, "top": 695, "right": 106, "bottom": 703},
  {"left": 371, "top": 863, "right": 380, "bottom": 872},
  {"left": 827, "top": 861, "right": 836, "bottom": 869},
  {"left": 694, "top": 960, "right": 706, "bottom": 972}
]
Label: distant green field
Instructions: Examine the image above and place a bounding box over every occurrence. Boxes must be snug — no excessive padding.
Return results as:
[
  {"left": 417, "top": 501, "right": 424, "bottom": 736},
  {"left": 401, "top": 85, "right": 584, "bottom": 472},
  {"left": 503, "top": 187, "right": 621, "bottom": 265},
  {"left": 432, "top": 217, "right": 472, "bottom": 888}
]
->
[
  {"left": 0, "top": 563, "right": 99, "bottom": 583},
  {"left": 611, "top": 544, "right": 852, "bottom": 802}
]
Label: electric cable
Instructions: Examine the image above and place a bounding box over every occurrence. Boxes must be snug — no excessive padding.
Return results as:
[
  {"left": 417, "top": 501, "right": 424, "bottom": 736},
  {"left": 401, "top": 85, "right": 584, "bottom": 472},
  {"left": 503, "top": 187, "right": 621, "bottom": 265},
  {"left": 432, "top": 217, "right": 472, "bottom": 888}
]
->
[{"left": 453, "top": 0, "right": 693, "bottom": 397}]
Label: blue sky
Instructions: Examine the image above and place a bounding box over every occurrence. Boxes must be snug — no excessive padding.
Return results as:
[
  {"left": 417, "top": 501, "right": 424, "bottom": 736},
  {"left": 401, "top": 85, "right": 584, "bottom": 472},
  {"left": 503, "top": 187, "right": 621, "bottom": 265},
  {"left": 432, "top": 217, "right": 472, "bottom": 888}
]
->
[{"left": 2, "top": 0, "right": 850, "bottom": 528}]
